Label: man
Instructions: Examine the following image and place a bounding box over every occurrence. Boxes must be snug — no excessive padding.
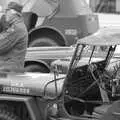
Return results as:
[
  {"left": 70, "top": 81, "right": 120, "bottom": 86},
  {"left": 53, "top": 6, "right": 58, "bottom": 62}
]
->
[{"left": 0, "top": 2, "right": 28, "bottom": 72}]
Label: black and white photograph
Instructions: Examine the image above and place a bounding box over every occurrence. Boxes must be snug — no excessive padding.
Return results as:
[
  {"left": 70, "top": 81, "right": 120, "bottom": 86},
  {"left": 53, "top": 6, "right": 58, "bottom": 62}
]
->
[{"left": 0, "top": 0, "right": 120, "bottom": 120}]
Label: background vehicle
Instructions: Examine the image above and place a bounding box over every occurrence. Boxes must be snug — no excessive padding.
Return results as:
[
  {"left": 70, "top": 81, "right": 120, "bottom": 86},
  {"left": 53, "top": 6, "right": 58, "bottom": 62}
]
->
[
  {"left": 0, "top": 28, "right": 119, "bottom": 120},
  {"left": 23, "top": 0, "right": 99, "bottom": 47},
  {"left": 86, "top": 0, "right": 120, "bottom": 28}
]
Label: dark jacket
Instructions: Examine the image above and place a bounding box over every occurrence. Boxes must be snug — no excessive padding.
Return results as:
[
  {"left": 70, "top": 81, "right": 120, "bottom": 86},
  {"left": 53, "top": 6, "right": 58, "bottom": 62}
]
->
[{"left": 0, "top": 13, "right": 28, "bottom": 72}]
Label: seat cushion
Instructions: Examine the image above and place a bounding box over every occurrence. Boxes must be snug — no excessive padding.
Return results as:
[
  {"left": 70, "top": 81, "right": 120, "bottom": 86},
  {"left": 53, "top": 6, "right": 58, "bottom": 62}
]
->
[
  {"left": 92, "top": 104, "right": 111, "bottom": 119},
  {"left": 94, "top": 104, "right": 111, "bottom": 114},
  {"left": 99, "top": 101, "right": 120, "bottom": 120}
]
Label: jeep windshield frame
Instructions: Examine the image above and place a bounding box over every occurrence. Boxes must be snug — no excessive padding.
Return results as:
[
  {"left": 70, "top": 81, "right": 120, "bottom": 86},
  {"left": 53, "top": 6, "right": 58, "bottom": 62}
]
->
[
  {"left": 61, "top": 27, "right": 120, "bottom": 96},
  {"left": 45, "top": 27, "right": 120, "bottom": 100}
]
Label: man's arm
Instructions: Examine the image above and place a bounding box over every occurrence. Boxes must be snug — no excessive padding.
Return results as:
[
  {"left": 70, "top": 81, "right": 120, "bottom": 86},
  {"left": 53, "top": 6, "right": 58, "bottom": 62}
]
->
[{"left": 0, "top": 26, "right": 20, "bottom": 54}]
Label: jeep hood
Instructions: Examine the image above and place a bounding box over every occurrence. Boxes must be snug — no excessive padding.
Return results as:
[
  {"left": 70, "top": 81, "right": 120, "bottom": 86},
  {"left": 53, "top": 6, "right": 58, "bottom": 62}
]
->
[{"left": 0, "top": 72, "right": 65, "bottom": 99}]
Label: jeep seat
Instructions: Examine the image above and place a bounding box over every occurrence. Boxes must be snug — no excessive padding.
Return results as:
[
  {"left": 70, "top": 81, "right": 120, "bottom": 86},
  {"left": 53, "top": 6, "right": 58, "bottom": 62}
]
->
[
  {"left": 92, "top": 104, "right": 111, "bottom": 119},
  {"left": 0, "top": 72, "right": 65, "bottom": 99}
]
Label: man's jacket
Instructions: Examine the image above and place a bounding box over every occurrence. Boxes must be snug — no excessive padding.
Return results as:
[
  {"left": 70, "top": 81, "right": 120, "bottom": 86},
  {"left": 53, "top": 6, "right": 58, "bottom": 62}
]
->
[
  {"left": 0, "top": 14, "right": 28, "bottom": 72},
  {"left": 0, "top": 15, "right": 9, "bottom": 33}
]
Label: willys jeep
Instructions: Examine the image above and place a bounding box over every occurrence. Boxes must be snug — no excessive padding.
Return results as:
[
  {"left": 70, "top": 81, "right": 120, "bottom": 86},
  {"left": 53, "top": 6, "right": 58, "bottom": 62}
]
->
[{"left": 0, "top": 27, "right": 120, "bottom": 120}]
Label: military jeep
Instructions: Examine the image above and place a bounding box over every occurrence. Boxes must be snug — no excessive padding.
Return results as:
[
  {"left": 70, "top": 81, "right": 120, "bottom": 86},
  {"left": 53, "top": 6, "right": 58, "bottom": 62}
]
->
[{"left": 0, "top": 27, "right": 120, "bottom": 120}]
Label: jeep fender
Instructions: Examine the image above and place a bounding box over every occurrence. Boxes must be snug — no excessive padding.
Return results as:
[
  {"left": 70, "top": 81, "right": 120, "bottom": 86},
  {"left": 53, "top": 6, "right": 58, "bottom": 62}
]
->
[
  {"left": 25, "top": 60, "right": 50, "bottom": 70},
  {"left": 24, "top": 60, "right": 50, "bottom": 73},
  {"left": 0, "top": 94, "right": 41, "bottom": 120}
]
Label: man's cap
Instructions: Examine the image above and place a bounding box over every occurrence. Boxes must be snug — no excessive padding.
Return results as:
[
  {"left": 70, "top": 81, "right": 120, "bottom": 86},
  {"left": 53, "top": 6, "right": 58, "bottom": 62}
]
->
[{"left": 7, "top": 2, "right": 23, "bottom": 13}]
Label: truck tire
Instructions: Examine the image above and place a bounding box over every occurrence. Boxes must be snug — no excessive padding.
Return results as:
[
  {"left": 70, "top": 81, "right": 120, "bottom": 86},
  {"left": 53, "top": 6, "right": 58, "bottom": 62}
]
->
[
  {"left": 0, "top": 108, "right": 20, "bottom": 120},
  {"left": 29, "top": 37, "right": 59, "bottom": 47},
  {"left": 25, "top": 64, "right": 50, "bottom": 73}
]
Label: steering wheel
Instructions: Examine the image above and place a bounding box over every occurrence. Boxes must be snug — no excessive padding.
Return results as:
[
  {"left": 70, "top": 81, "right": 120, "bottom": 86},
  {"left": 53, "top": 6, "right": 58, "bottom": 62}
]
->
[{"left": 87, "top": 63, "right": 113, "bottom": 96}]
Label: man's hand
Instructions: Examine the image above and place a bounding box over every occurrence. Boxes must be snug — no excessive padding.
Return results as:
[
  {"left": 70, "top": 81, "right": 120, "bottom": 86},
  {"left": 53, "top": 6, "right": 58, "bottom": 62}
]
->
[{"left": 0, "top": 26, "right": 15, "bottom": 40}]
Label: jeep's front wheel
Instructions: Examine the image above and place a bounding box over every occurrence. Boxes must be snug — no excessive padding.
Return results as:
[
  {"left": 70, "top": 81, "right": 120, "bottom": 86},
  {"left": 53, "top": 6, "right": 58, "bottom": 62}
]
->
[
  {"left": 0, "top": 109, "right": 20, "bottom": 120},
  {"left": 25, "top": 64, "right": 50, "bottom": 73}
]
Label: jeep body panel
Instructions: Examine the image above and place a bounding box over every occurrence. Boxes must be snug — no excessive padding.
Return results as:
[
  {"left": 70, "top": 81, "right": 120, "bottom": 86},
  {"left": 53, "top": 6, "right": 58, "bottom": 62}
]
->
[
  {"left": 0, "top": 72, "right": 65, "bottom": 98},
  {"left": 0, "top": 94, "right": 41, "bottom": 120}
]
